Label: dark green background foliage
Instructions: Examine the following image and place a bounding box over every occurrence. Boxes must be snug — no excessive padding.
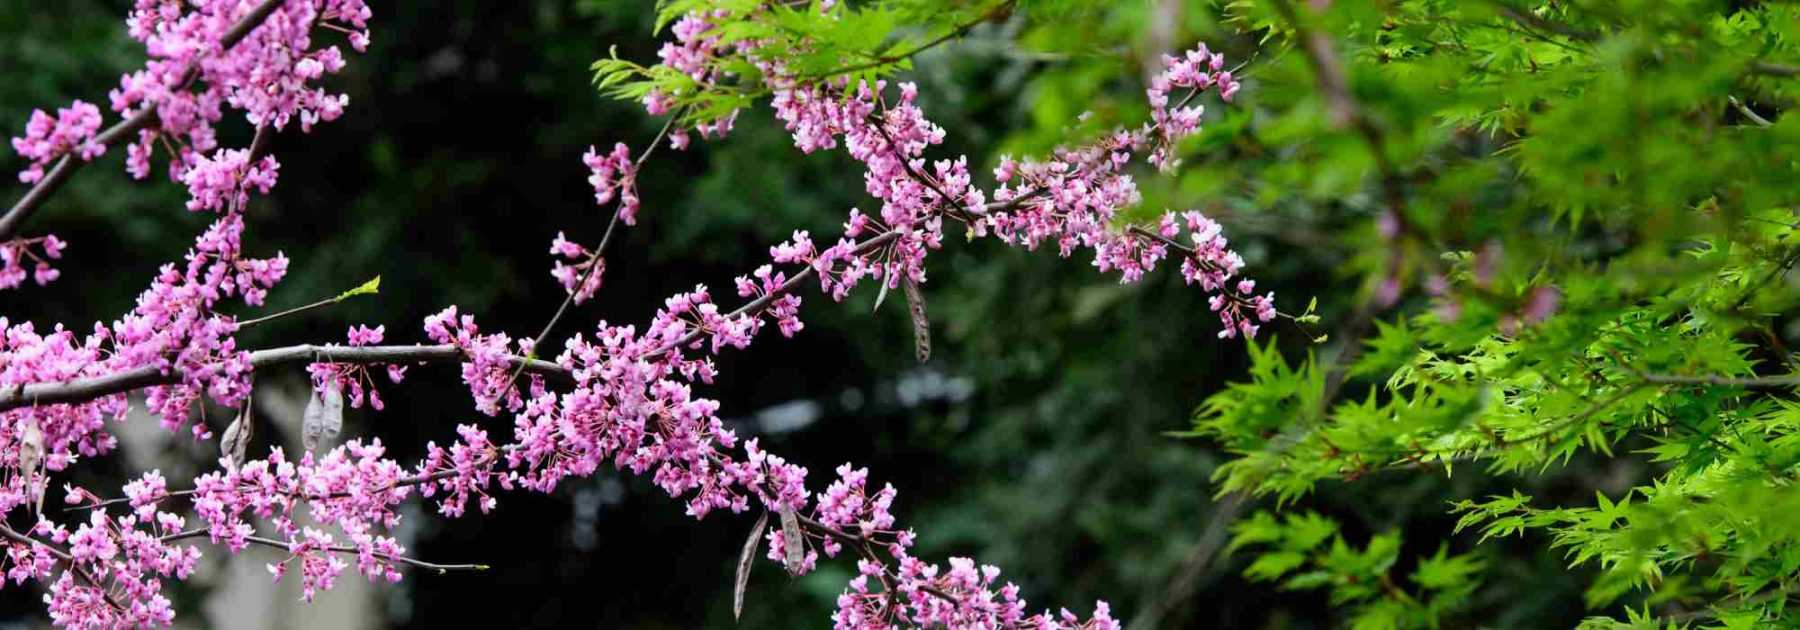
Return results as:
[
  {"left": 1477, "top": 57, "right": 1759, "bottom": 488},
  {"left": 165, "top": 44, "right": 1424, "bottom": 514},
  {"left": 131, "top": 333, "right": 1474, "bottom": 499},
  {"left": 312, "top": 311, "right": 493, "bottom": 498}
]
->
[{"left": 3, "top": 0, "right": 1798, "bottom": 628}]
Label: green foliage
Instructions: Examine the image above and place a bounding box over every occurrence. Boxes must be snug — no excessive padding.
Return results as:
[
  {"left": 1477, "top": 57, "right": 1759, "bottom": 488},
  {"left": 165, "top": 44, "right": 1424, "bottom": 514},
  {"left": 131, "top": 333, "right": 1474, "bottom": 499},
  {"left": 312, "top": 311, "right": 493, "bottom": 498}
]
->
[
  {"left": 1231, "top": 510, "right": 1485, "bottom": 629},
  {"left": 593, "top": 0, "right": 1013, "bottom": 128},
  {"left": 337, "top": 275, "right": 382, "bottom": 300},
  {"left": 1185, "top": 0, "right": 1800, "bottom": 626}
]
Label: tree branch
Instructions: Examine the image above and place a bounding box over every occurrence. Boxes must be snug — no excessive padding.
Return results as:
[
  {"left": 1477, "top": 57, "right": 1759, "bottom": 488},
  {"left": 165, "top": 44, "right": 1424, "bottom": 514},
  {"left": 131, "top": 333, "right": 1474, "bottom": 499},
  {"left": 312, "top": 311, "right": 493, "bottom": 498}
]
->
[
  {"left": 1127, "top": 492, "right": 1247, "bottom": 630},
  {"left": 240, "top": 534, "right": 488, "bottom": 573},
  {"left": 0, "top": 344, "right": 567, "bottom": 412},
  {"left": 793, "top": 512, "right": 960, "bottom": 604},
  {"left": 802, "top": 0, "right": 1014, "bottom": 80},
  {"left": 1489, "top": 2, "right": 1598, "bottom": 43},
  {"left": 1752, "top": 61, "right": 1799, "bottom": 78},
  {"left": 1638, "top": 373, "right": 1800, "bottom": 388},
  {"left": 508, "top": 110, "right": 681, "bottom": 381},
  {"left": 1728, "top": 96, "right": 1776, "bottom": 127},
  {"left": 1270, "top": 0, "right": 1408, "bottom": 410}
]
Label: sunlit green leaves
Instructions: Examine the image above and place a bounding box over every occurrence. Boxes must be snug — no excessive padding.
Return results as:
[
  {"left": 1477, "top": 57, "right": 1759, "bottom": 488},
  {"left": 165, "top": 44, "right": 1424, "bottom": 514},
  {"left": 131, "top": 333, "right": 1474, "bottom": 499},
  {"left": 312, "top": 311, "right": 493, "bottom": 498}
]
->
[
  {"left": 1178, "top": 1, "right": 1800, "bottom": 626},
  {"left": 1232, "top": 510, "right": 1486, "bottom": 628}
]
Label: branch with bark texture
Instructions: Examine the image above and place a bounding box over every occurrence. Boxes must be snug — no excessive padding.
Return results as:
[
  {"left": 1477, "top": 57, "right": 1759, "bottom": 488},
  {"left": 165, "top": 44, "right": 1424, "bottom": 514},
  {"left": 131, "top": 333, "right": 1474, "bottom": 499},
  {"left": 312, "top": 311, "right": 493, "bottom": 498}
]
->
[
  {"left": 0, "top": 345, "right": 566, "bottom": 412},
  {"left": 156, "top": 528, "right": 487, "bottom": 573}
]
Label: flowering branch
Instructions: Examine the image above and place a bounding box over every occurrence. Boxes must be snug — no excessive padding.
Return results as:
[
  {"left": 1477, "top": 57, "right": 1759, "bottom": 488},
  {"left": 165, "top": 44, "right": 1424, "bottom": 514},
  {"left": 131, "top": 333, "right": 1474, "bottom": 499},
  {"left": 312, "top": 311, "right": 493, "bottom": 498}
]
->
[
  {"left": 0, "top": 0, "right": 288, "bottom": 242},
  {"left": 513, "top": 109, "right": 682, "bottom": 381},
  {"left": 2, "top": 0, "right": 1282, "bottom": 626},
  {"left": 0, "top": 344, "right": 565, "bottom": 412}
]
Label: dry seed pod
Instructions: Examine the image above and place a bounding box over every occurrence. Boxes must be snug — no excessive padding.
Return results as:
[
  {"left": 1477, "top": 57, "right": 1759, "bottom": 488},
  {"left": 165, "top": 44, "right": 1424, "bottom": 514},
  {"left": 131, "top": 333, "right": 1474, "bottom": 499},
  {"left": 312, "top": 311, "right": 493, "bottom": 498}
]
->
[
  {"left": 220, "top": 394, "right": 254, "bottom": 467},
  {"left": 733, "top": 512, "right": 769, "bottom": 621},
  {"left": 904, "top": 279, "right": 930, "bottom": 363},
  {"left": 302, "top": 387, "right": 325, "bottom": 452},
  {"left": 321, "top": 381, "right": 344, "bottom": 443},
  {"left": 873, "top": 278, "right": 892, "bottom": 312},
  {"left": 18, "top": 418, "right": 43, "bottom": 513},
  {"left": 779, "top": 508, "right": 805, "bottom": 576},
  {"left": 303, "top": 380, "right": 346, "bottom": 452}
]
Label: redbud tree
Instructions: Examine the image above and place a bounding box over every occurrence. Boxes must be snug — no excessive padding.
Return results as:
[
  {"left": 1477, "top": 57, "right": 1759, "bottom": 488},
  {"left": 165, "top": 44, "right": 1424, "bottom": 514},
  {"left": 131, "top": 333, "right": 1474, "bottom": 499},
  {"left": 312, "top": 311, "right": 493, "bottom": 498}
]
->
[{"left": 1, "top": 0, "right": 1797, "bottom": 628}]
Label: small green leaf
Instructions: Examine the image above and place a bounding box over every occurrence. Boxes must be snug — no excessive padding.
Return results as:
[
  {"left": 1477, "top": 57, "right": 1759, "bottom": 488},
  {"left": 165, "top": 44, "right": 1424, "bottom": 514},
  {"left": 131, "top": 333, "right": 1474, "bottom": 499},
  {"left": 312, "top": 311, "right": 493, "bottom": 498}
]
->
[{"left": 337, "top": 276, "right": 382, "bottom": 300}]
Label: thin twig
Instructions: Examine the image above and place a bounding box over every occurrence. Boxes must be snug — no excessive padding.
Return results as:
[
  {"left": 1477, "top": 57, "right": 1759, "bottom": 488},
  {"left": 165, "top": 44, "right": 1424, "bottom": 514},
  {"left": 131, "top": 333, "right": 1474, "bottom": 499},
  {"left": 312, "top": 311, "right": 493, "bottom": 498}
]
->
[
  {"left": 793, "top": 513, "right": 960, "bottom": 604},
  {"left": 238, "top": 295, "right": 347, "bottom": 328},
  {"left": 154, "top": 527, "right": 484, "bottom": 572},
  {"left": 1487, "top": 2, "right": 1598, "bottom": 43},
  {"left": 652, "top": 230, "right": 902, "bottom": 355},
  {"left": 803, "top": 1, "right": 1015, "bottom": 80},
  {"left": 1127, "top": 492, "right": 1247, "bottom": 630},
  {"left": 241, "top": 534, "right": 488, "bottom": 572},
  {"left": 1638, "top": 373, "right": 1800, "bottom": 388},
  {"left": 1728, "top": 96, "right": 1775, "bottom": 127},
  {"left": 68, "top": 490, "right": 199, "bottom": 513},
  {"left": 502, "top": 112, "right": 682, "bottom": 390},
  {"left": 1752, "top": 61, "right": 1799, "bottom": 78}
]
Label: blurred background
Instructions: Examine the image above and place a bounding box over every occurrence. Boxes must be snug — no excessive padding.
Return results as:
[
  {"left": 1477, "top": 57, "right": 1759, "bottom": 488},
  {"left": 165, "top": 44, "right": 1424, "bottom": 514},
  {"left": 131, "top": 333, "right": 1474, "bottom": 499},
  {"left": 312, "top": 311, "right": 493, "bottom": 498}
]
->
[{"left": 0, "top": 1, "right": 1604, "bottom": 627}]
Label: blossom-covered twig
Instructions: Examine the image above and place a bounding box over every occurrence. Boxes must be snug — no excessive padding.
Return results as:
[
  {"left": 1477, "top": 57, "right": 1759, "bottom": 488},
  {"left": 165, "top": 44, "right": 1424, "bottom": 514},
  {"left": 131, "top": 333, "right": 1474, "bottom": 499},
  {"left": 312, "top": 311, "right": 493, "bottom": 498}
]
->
[
  {"left": 1, "top": 344, "right": 564, "bottom": 412},
  {"left": 1, "top": 0, "right": 296, "bottom": 241}
]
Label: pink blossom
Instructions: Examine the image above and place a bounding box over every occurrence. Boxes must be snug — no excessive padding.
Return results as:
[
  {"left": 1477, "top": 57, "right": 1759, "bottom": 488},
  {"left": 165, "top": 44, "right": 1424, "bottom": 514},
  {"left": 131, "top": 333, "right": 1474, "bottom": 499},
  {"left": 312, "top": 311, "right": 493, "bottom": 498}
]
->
[
  {"left": 583, "top": 143, "right": 641, "bottom": 224},
  {"left": 10, "top": 100, "right": 104, "bottom": 184}
]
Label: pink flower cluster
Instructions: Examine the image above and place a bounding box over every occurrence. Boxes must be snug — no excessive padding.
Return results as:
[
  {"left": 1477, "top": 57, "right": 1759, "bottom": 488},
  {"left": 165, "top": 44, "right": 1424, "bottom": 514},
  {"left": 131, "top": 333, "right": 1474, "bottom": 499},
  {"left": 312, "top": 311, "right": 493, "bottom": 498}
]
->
[
  {"left": 641, "top": 11, "right": 741, "bottom": 149},
  {"left": 2, "top": 170, "right": 289, "bottom": 487},
  {"left": 561, "top": 11, "right": 751, "bottom": 304},
  {"left": 458, "top": 39, "right": 1247, "bottom": 623},
  {"left": 557, "top": 143, "right": 639, "bottom": 304},
  {"left": 189, "top": 441, "right": 415, "bottom": 598},
  {"left": 0, "top": 235, "right": 68, "bottom": 289},
  {"left": 0, "top": 145, "right": 295, "bottom": 618},
  {"left": 11, "top": 100, "right": 105, "bottom": 184},
  {"left": 0, "top": 159, "right": 297, "bottom": 628},
  {"left": 764, "top": 78, "right": 972, "bottom": 302},
  {"left": 127, "top": 207, "right": 289, "bottom": 429},
  {"left": 0, "top": 321, "right": 121, "bottom": 491},
  {"left": 1159, "top": 211, "right": 1276, "bottom": 338},
  {"left": 4, "top": 0, "right": 371, "bottom": 297},
  {"left": 582, "top": 143, "right": 641, "bottom": 224},
  {"left": 1145, "top": 44, "right": 1239, "bottom": 172},
  {"left": 835, "top": 556, "right": 1121, "bottom": 629},
  {"left": 306, "top": 325, "right": 407, "bottom": 411},
  {"left": 7, "top": 474, "right": 208, "bottom": 628},
  {"left": 111, "top": 0, "right": 371, "bottom": 180},
  {"left": 736, "top": 264, "right": 806, "bottom": 337},
  {"left": 423, "top": 307, "right": 534, "bottom": 416},
  {"left": 413, "top": 290, "right": 1118, "bottom": 627},
  {"left": 182, "top": 148, "right": 280, "bottom": 213},
  {"left": 549, "top": 231, "right": 605, "bottom": 304},
  {"left": 550, "top": 24, "right": 1260, "bottom": 627}
]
